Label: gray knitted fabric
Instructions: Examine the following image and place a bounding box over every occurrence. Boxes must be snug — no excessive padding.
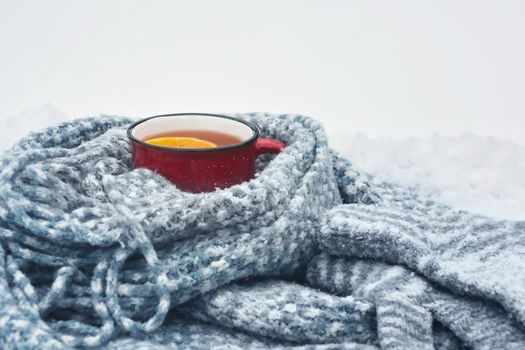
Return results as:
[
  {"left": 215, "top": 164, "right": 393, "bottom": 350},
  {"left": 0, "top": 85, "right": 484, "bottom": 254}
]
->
[{"left": 0, "top": 113, "right": 523, "bottom": 349}]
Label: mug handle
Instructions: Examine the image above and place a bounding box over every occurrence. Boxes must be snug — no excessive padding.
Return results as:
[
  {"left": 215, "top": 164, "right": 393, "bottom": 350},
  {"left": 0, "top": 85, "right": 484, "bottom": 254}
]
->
[{"left": 254, "top": 138, "right": 284, "bottom": 155}]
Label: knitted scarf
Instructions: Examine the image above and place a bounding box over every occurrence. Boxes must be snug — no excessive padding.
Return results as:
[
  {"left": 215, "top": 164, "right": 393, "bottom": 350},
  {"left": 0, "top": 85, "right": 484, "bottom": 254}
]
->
[{"left": 0, "top": 113, "right": 523, "bottom": 349}]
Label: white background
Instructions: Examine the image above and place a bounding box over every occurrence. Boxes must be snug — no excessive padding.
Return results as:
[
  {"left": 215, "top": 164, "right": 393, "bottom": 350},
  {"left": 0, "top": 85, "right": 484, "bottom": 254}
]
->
[{"left": 1, "top": 0, "right": 524, "bottom": 144}]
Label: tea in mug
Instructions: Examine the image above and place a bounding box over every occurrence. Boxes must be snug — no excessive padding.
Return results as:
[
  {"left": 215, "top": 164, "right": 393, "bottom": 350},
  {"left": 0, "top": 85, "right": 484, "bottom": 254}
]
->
[{"left": 144, "top": 130, "right": 242, "bottom": 149}]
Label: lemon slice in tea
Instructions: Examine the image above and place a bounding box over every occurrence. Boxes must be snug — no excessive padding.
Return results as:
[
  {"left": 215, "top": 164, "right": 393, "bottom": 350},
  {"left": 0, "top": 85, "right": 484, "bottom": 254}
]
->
[{"left": 145, "top": 137, "right": 217, "bottom": 149}]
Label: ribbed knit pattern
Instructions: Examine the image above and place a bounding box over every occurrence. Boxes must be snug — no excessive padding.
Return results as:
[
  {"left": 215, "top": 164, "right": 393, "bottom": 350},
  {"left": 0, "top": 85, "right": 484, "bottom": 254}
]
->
[
  {"left": 0, "top": 113, "right": 523, "bottom": 349},
  {"left": 307, "top": 253, "right": 524, "bottom": 349}
]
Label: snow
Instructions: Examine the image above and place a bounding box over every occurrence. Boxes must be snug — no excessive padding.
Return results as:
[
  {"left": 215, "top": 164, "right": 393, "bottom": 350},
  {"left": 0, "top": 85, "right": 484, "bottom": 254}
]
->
[
  {"left": 1, "top": 105, "right": 523, "bottom": 220},
  {"left": 331, "top": 132, "right": 525, "bottom": 220},
  {"left": 0, "top": 104, "right": 67, "bottom": 151}
]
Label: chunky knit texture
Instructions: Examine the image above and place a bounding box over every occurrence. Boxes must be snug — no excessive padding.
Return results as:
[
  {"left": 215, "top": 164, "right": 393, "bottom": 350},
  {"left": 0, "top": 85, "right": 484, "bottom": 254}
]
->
[{"left": 0, "top": 113, "right": 523, "bottom": 349}]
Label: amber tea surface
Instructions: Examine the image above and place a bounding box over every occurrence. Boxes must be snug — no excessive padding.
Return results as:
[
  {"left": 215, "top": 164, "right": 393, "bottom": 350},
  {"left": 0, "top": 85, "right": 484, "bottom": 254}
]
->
[{"left": 144, "top": 130, "right": 243, "bottom": 149}]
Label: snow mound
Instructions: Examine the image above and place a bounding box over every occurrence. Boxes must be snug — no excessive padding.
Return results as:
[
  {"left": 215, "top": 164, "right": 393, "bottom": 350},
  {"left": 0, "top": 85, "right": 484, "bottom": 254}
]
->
[
  {"left": 330, "top": 132, "right": 525, "bottom": 220},
  {"left": 0, "top": 104, "right": 67, "bottom": 152}
]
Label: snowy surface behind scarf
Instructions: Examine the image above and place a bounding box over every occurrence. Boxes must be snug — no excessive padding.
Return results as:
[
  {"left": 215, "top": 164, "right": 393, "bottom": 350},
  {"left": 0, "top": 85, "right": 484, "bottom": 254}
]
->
[
  {"left": 0, "top": 113, "right": 524, "bottom": 349},
  {"left": 330, "top": 132, "right": 525, "bottom": 220}
]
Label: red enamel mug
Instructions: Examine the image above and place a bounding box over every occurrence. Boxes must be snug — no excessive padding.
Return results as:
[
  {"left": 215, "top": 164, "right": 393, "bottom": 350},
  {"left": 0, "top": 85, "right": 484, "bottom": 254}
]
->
[{"left": 127, "top": 113, "right": 284, "bottom": 193}]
